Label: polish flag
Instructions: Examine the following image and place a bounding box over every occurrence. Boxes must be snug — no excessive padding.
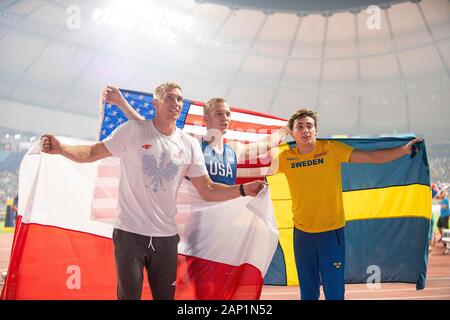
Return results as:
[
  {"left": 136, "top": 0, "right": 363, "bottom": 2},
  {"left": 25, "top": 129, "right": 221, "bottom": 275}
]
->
[{"left": 1, "top": 109, "right": 284, "bottom": 299}]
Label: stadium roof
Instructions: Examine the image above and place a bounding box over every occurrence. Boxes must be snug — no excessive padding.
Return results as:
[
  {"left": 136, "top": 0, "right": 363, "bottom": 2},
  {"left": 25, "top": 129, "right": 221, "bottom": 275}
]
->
[{"left": 0, "top": 0, "right": 449, "bottom": 143}]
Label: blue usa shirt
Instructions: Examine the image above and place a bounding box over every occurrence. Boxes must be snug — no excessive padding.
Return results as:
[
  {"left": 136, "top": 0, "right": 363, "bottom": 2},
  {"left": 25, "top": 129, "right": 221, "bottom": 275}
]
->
[{"left": 202, "top": 140, "right": 237, "bottom": 185}]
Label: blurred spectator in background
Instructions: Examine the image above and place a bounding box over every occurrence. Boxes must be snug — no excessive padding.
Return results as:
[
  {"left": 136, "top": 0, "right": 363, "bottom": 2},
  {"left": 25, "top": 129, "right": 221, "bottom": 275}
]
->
[
  {"left": 429, "top": 208, "right": 436, "bottom": 256},
  {"left": 0, "top": 170, "right": 19, "bottom": 212},
  {"left": 437, "top": 190, "right": 450, "bottom": 254},
  {"left": 4, "top": 196, "right": 14, "bottom": 227},
  {"left": 12, "top": 194, "right": 18, "bottom": 223}
]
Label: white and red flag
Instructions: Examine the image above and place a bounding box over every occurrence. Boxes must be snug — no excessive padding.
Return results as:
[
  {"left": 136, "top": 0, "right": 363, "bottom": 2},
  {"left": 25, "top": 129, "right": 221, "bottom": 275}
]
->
[{"left": 1, "top": 90, "right": 284, "bottom": 299}]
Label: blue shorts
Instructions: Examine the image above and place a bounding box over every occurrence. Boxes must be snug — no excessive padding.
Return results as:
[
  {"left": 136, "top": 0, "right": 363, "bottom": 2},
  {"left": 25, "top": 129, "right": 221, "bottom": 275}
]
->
[{"left": 293, "top": 227, "right": 345, "bottom": 300}]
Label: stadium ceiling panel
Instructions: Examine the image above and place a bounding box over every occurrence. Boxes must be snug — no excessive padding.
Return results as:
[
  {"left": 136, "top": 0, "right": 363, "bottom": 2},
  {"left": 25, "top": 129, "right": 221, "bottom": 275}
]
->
[
  {"left": 0, "top": 0, "right": 448, "bottom": 144},
  {"left": 196, "top": 0, "right": 408, "bottom": 14}
]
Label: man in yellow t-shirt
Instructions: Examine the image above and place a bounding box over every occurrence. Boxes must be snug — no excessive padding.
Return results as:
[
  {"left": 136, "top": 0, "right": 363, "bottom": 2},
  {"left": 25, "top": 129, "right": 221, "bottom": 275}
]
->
[{"left": 271, "top": 108, "right": 422, "bottom": 300}]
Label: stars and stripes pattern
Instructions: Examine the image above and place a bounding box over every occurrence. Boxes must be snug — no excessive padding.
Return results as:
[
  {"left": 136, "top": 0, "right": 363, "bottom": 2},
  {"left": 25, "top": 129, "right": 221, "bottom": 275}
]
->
[{"left": 99, "top": 89, "right": 192, "bottom": 141}]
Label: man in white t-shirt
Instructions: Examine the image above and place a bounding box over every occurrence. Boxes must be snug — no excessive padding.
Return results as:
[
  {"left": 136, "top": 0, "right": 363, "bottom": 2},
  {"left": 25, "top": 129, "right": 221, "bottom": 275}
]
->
[{"left": 40, "top": 82, "right": 266, "bottom": 300}]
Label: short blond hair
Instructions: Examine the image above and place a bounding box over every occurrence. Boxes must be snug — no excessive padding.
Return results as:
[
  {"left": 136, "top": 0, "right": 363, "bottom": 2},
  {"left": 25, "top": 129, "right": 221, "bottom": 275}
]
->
[
  {"left": 288, "top": 108, "right": 318, "bottom": 130},
  {"left": 204, "top": 97, "right": 227, "bottom": 116},
  {"left": 154, "top": 82, "right": 182, "bottom": 102}
]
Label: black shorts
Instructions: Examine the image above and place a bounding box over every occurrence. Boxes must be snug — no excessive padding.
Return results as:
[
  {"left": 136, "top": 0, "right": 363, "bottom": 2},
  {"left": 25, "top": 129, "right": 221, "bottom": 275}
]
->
[{"left": 437, "top": 216, "right": 449, "bottom": 229}]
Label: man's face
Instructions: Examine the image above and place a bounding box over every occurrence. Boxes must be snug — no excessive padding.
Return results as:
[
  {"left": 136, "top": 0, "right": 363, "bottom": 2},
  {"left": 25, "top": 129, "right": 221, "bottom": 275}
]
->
[
  {"left": 292, "top": 116, "right": 317, "bottom": 145},
  {"left": 204, "top": 102, "right": 231, "bottom": 135},
  {"left": 154, "top": 88, "right": 183, "bottom": 122}
]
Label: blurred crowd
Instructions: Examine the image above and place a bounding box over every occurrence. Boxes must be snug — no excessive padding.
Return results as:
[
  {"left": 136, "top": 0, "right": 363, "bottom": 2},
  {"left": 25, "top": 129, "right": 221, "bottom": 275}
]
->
[
  {"left": 430, "top": 156, "right": 450, "bottom": 185},
  {"left": 0, "top": 170, "right": 19, "bottom": 213}
]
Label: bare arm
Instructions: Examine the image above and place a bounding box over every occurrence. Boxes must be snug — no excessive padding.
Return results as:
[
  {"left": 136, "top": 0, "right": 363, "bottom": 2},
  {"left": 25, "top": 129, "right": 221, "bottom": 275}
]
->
[
  {"left": 41, "top": 134, "right": 111, "bottom": 163},
  {"left": 437, "top": 186, "right": 450, "bottom": 200},
  {"left": 349, "top": 138, "right": 422, "bottom": 164},
  {"left": 231, "top": 125, "right": 289, "bottom": 163},
  {"left": 189, "top": 174, "right": 266, "bottom": 201},
  {"left": 102, "top": 85, "right": 145, "bottom": 120}
]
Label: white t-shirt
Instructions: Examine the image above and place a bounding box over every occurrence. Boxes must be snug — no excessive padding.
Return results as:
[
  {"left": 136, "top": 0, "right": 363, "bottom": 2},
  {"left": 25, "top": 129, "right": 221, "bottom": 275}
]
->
[{"left": 103, "top": 120, "right": 208, "bottom": 236}]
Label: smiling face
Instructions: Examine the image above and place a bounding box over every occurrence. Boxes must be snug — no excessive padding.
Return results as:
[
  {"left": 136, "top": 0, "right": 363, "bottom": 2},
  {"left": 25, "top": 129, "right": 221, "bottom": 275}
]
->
[
  {"left": 291, "top": 116, "right": 318, "bottom": 147},
  {"left": 153, "top": 87, "right": 183, "bottom": 123},
  {"left": 204, "top": 99, "right": 232, "bottom": 135}
]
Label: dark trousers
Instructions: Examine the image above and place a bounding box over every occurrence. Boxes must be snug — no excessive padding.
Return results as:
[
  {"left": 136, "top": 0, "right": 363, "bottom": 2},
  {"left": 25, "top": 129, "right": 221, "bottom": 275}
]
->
[
  {"left": 112, "top": 228, "right": 179, "bottom": 300},
  {"left": 293, "top": 227, "right": 346, "bottom": 300}
]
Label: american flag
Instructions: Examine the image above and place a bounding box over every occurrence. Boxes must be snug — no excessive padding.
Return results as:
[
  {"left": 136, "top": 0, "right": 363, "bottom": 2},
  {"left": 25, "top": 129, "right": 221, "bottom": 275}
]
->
[
  {"left": 99, "top": 89, "right": 192, "bottom": 141},
  {"left": 92, "top": 88, "right": 287, "bottom": 222}
]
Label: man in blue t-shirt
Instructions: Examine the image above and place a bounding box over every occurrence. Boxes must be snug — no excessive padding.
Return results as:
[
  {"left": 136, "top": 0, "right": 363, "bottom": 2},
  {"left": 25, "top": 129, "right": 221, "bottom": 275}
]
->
[
  {"left": 438, "top": 191, "right": 450, "bottom": 253},
  {"left": 199, "top": 97, "right": 288, "bottom": 185}
]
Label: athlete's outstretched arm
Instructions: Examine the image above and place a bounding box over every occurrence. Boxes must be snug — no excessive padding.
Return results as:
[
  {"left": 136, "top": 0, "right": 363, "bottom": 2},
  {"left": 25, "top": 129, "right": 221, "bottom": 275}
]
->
[
  {"left": 230, "top": 125, "right": 290, "bottom": 163},
  {"left": 101, "top": 85, "right": 145, "bottom": 120},
  {"left": 349, "top": 137, "right": 423, "bottom": 164},
  {"left": 189, "top": 174, "right": 266, "bottom": 201},
  {"left": 41, "top": 134, "right": 112, "bottom": 163}
]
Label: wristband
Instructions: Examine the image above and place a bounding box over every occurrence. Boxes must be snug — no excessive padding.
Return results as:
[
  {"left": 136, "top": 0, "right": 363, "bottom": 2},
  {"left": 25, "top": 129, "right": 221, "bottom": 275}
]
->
[{"left": 239, "top": 184, "right": 247, "bottom": 197}]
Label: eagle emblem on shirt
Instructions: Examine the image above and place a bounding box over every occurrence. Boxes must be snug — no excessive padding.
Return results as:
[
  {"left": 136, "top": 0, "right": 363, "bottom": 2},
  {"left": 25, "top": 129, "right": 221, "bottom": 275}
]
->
[{"left": 141, "top": 151, "right": 180, "bottom": 192}]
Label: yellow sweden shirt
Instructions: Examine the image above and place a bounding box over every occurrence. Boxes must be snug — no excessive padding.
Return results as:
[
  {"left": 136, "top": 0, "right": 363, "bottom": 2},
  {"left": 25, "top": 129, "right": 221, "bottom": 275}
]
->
[{"left": 273, "top": 140, "right": 354, "bottom": 233}]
